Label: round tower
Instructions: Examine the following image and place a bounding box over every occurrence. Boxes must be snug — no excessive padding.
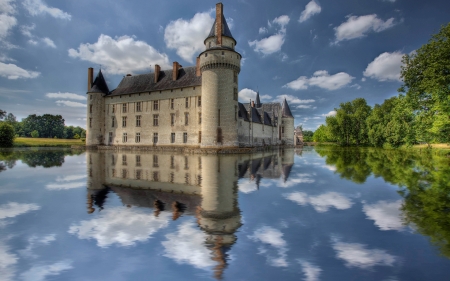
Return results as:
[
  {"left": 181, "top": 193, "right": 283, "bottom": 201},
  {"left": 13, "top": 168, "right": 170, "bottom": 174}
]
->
[
  {"left": 199, "top": 3, "right": 241, "bottom": 147},
  {"left": 281, "top": 98, "right": 295, "bottom": 145},
  {"left": 86, "top": 68, "right": 109, "bottom": 146}
]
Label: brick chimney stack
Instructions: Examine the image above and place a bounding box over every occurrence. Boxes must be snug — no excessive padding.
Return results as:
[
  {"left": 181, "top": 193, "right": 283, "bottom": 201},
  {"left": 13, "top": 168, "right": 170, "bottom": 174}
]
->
[
  {"left": 215, "top": 3, "right": 223, "bottom": 45},
  {"left": 196, "top": 57, "right": 201, "bottom": 76},
  {"left": 172, "top": 61, "right": 180, "bottom": 81},
  {"left": 88, "top": 67, "right": 93, "bottom": 91},
  {"left": 251, "top": 101, "right": 255, "bottom": 107},
  {"left": 154, "top": 64, "right": 160, "bottom": 83}
]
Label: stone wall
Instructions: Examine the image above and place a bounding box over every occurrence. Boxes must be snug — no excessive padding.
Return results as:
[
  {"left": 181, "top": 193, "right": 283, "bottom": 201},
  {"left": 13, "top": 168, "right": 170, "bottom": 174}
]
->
[{"left": 87, "top": 92, "right": 105, "bottom": 146}]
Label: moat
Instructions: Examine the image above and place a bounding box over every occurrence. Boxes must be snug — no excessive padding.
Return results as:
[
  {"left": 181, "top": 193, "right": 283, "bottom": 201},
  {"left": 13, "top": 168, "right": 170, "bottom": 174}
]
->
[{"left": 1, "top": 147, "right": 449, "bottom": 280}]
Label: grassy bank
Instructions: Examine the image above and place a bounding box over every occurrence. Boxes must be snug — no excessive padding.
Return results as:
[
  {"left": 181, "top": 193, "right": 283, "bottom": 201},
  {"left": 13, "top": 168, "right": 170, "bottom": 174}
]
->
[{"left": 13, "top": 137, "right": 85, "bottom": 147}]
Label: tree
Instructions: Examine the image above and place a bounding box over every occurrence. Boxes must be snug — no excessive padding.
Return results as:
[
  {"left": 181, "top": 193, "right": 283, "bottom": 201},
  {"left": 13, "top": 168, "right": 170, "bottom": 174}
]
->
[
  {"left": 22, "top": 114, "right": 65, "bottom": 138},
  {"left": 0, "top": 123, "right": 15, "bottom": 147},
  {"left": 400, "top": 23, "right": 450, "bottom": 143},
  {"left": 0, "top": 109, "right": 5, "bottom": 120},
  {"left": 302, "top": 130, "right": 314, "bottom": 142},
  {"left": 313, "top": 124, "right": 333, "bottom": 142},
  {"left": 31, "top": 130, "right": 39, "bottom": 138}
]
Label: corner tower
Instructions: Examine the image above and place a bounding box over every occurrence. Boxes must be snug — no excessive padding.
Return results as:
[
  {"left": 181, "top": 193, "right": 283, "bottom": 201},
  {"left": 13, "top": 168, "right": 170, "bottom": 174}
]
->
[
  {"left": 199, "top": 3, "right": 241, "bottom": 147},
  {"left": 86, "top": 68, "right": 109, "bottom": 146},
  {"left": 281, "top": 98, "right": 295, "bottom": 145}
]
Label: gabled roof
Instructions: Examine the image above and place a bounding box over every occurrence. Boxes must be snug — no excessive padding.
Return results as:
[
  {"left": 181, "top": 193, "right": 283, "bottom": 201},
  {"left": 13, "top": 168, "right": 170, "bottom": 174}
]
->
[
  {"left": 110, "top": 66, "right": 201, "bottom": 96},
  {"left": 281, "top": 98, "right": 294, "bottom": 118},
  {"left": 89, "top": 70, "right": 110, "bottom": 94},
  {"left": 207, "top": 14, "right": 235, "bottom": 41}
]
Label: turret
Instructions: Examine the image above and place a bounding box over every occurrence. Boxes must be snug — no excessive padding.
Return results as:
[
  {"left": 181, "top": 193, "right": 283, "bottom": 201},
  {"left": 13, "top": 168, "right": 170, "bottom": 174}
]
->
[
  {"left": 86, "top": 69, "right": 109, "bottom": 146},
  {"left": 199, "top": 3, "right": 241, "bottom": 147},
  {"left": 281, "top": 98, "right": 295, "bottom": 145}
]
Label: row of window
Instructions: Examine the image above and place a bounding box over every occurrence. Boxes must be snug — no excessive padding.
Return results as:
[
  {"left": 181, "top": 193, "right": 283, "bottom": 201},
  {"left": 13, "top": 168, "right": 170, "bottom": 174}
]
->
[
  {"left": 111, "top": 113, "right": 200, "bottom": 128},
  {"left": 112, "top": 155, "right": 201, "bottom": 170},
  {"left": 110, "top": 97, "right": 201, "bottom": 114},
  {"left": 112, "top": 132, "right": 194, "bottom": 144},
  {"left": 112, "top": 169, "right": 202, "bottom": 185}
]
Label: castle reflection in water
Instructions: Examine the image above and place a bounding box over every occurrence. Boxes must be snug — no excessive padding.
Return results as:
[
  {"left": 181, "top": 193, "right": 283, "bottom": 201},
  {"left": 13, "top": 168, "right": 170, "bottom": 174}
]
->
[{"left": 86, "top": 149, "right": 296, "bottom": 279}]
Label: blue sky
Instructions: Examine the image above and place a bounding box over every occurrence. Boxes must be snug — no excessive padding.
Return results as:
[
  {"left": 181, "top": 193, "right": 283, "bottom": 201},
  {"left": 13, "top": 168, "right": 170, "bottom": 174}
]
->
[{"left": 0, "top": 0, "right": 449, "bottom": 130}]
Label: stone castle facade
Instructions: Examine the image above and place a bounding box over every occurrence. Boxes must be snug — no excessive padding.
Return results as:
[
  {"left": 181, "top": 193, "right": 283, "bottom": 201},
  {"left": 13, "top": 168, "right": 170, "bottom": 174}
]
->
[{"left": 86, "top": 3, "right": 295, "bottom": 149}]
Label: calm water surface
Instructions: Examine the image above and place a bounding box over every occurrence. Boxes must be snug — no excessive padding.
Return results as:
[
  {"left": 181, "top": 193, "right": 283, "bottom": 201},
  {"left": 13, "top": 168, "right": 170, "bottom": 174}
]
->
[{"left": 1, "top": 147, "right": 449, "bottom": 280}]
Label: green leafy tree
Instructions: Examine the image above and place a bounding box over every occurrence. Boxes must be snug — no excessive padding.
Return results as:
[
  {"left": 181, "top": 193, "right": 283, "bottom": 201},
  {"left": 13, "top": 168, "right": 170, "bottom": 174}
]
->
[
  {"left": 0, "top": 122, "right": 15, "bottom": 147},
  {"left": 302, "top": 130, "right": 314, "bottom": 142},
  {"left": 0, "top": 109, "right": 5, "bottom": 120},
  {"left": 400, "top": 23, "right": 450, "bottom": 144},
  {"left": 313, "top": 124, "right": 333, "bottom": 142},
  {"left": 31, "top": 130, "right": 39, "bottom": 138}
]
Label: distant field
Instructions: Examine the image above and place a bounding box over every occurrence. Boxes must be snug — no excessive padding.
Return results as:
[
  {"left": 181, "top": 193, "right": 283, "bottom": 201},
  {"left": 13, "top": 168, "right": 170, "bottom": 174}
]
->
[
  {"left": 413, "top": 144, "right": 450, "bottom": 149},
  {"left": 14, "top": 137, "right": 85, "bottom": 147}
]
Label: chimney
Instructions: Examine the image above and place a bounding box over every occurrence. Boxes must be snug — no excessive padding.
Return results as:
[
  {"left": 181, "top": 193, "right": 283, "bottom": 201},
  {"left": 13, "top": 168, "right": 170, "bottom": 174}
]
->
[
  {"left": 88, "top": 67, "right": 94, "bottom": 91},
  {"left": 154, "top": 64, "right": 160, "bottom": 83},
  {"left": 215, "top": 3, "right": 223, "bottom": 45},
  {"left": 172, "top": 61, "right": 180, "bottom": 81},
  {"left": 251, "top": 101, "right": 255, "bottom": 108},
  {"left": 196, "top": 57, "right": 201, "bottom": 76}
]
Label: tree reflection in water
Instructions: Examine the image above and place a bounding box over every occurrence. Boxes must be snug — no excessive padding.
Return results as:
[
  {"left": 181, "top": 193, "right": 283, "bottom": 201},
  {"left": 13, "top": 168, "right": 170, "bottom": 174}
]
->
[
  {"left": 317, "top": 146, "right": 450, "bottom": 258},
  {"left": 0, "top": 149, "right": 83, "bottom": 170}
]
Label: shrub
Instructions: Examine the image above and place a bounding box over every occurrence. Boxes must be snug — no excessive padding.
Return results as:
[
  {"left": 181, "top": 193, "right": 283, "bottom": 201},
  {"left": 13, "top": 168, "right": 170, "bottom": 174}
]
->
[
  {"left": 74, "top": 133, "right": 80, "bottom": 139},
  {"left": 31, "top": 130, "right": 39, "bottom": 138},
  {"left": 0, "top": 122, "right": 15, "bottom": 147}
]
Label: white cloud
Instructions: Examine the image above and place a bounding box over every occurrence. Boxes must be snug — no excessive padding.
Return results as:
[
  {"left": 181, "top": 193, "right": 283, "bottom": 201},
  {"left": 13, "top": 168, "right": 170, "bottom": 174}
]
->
[
  {"left": 363, "top": 51, "right": 403, "bottom": 81},
  {"left": 55, "top": 100, "right": 86, "bottom": 108},
  {"left": 284, "top": 192, "right": 353, "bottom": 212},
  {"left": 249, "top": 226, "right": 288, "bottom": 267},
  {"left": 0, "top": 0, "right": 16, "bottom": 42},
  {"left": 297, "top": 105, "right": 313, "bottom": 109},
  {"left": 363, "top": 200, "right": 404, "bottom": 231},
  {"left": 22, "top": 0, "right": 71, "bottom": 20},
  {"left": 68, "top": 207, "right": 170, "bottom": 247},
  {"left": 42, "top": 37, "right": 55, "bottom": 48},
  {"left": 162, "top": 221, "right": 215, "bottom": 269},
  {"left": 46, "top": 181, "right": 85, "bottom": 190},
  {"left": 0, "top": 202, "right": 40, "bottom": 220},
  {"left": 46, "top": 92, "right": 85, "bottom": 100},
  {"left": 55, "top": 174, "right": 87, "bottom": 182},
  {"left": 259, "top": 27, "right": 268, "bottom": 34},
  {"left": 0, "top": 0, "right": 15, "bottom": 14},
  {"left": 0, "top": 62, "right": 40, "bottom": 79},
  {"left": 299, "top": 1, "right": 322, "bottom": 23},
  {"left": 164, "top": 11, "right": 214, "bottom": 63},
  {"left": 274, "top": 95, "right": 315, "bottom": 104},
  {"left": 69, "top": 34, "right": 170, "bottom": 75},
  {"left": 0, "top": 13, "right": 17, "bottom": 39},
  {"left": 238, "top": 88, "right": 271, "bottom": 103},
  {"left": 333, "top": 241, "right": 396, "bottom": 269},
  {"left": 0, "top": 241, "right": 17, "bottom": 281},
  {"left": 20, "top": 260, "right": 73, "bottom": 281},
  {"left": 284, "top": 70, "right": 354, "bottom": 91},
  {"left": 18, "top": 234, "right": 56, "bottom": 259},
  {"left": 322, "top": 110, "right": 336, "bottom": 117},
  {"left": 299, "top": 261, "right": 322, "bottom": 281},
  {"left": 249, "top": 15, "right": 290, "bottom": 55},
  {"left": 239, "top": 179, "right": 258, "bottom": 194},
  {"left": 20, "top": 24, "right": 35, "bottom": 37},
  {"left": 334, "top": 14, "right": 395, "bottom": 43}
]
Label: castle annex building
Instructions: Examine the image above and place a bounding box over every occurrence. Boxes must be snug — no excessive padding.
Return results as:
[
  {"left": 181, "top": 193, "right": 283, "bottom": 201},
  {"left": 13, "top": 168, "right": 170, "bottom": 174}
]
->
[{"left": 86, "top": 3, "right": 295, "bottom": 148}]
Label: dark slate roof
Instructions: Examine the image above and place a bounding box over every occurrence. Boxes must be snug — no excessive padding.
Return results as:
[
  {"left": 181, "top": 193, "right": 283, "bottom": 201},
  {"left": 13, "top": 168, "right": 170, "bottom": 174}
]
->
[
  {"left": 89, "top": 70, "right": 110, "bottom": 94},
  {"left": 282, "top": 164, "right": 294, "bottom": 182},
  {"left": 255, "top": 92, "right": 261, "bottom": 108},
  {"left": 238, "top": 102, "right": 249, "bottom": 121},
  {"left": 263, "top": 112, "right": 272, "bottom": 126},
  {"left": 207, "top": 14, "right": 234, "bottom": 40},
  {"left": 109, "top": 66, "right": 201, "bottom": 96},
  {"left": 281, "top": 98, "right": 294, "bottom": 118},
  {"left": 250, "top": 107, "right": 262, "bottom": 123}
]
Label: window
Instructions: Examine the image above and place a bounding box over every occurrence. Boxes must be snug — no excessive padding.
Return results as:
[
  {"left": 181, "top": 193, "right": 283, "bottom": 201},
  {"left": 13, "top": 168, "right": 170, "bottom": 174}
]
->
[
  {"left": 111, "top": 155, "right": 115, "bottom": 165},
  {"left": 122, "top": 103, "right": 127, "bottom": 113},
  {"left": 153, "top": 100, "right": 159, "bottom": 110},
  {"left": 136, "top": 155, "right": 141, "bottom": 166},
  {"left": 170, "top": 99, "right": 174, "bottom": 109},
  {"left": 112, "top": 117, "right": 115, "bottom": 127},
  {"left": 184, "top": 156, "right": 189, "bottom": 169},
  {"left": 122, "top": 169, "right": 127, "bottom": 179},
  {"left": 135, "top": 132, "right": 140, "bottom": 143},
  {"left": 170, "top": 114, "right": 175, "bottom": 126},
  {"left": 170, "top": 172, "right": 174, "bottom": 183},
  {"left": 171, "top": 133, "right": 175, "bottom": 143},
  {"left": 122, "top": 155, "right": 127, "bottom": 165},
  {"left": 198, "top": 96, "right": 201, "bottom": 107},
  {"left": 112, "top": 104, "right": 115, "bottom": 113},
  {"left": 234, "top": 71, "right": 237, "bottom": 83},
  {"left": 122, "top": 117, "right": 127, "bottom": 127},
  {"left": 122, "top": 133, "right": 127, "bottom": 143},
  {"left": 136, "top": 170, "right": 141, "bottom": 180},
  {"left": 153, "top": 172, "right": 159, "bottom": 182},
  {"left": 136, "top": 115, "right": 141, "bottom": 127},
  {"left": 90, "top": 104, "right": 93, "bottom": 113},
  {"left": 136, "top": 102, "right": 141, "bottom": 112},
  {"left": 183, "top": 132, "right": 188, "bottom": 143},
  {"left": 233, "top": 88, "right": 237, "bottom": 101},
  {"left": 209, "top": 42, "right": 211, "bottom": 48},
  {"left": 185, "top": 97, "right": 189, "bottom": 108},
  {"left": 109, "top": 132, "right": 113, "bottom": 143},
  {"left": 198, "top": 113, "right": 201, "bottom": 124},
  {"left": 198, "top": 131, "right": 201, "bottom": 143},
  {"left": 235, "top": 106, "right": 237, "bottom": 121},
  {"left": 185, "top": 113, "right": 189, "bottom": 126},
  {"left": 153, "top": 132, "right": 158, "bottom": 144},
  {"left": 153, "top": 114, "right": 159, "bottom": 126},
  {"left": 89, "top": 118, "right": 92, "bottom": 128},
  {"left": 281, "top": 127, "right": 284, "bottom": 134},
  {"left": 153, "top": 155, "right": 159, "bottom": 167},
  {"left": 185, "top": 173, "right": 190, "bottom": 184},
  {"left": 112, "top": 169, "right": 116, "bottom": 177},
  {"left": 170, "top": 156, "right": 175, "bottom": 169}
]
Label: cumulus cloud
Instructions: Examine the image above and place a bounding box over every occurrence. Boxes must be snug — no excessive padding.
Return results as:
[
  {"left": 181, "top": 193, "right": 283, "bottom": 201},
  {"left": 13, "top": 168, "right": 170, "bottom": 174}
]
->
[
  {"left": 46, "top": 92, "right": 85, "bottom": 100},
  {"left": 69, "top": 34, "right": 170, "bottom": 75},
  {"left": 0, "top": 202, "right": 40, "bottom": 220},
  {"left": 333, "top": 241, "right": 397, "bottom": 269},
  {"left": 46, "top": 181, "right": 85, "bottom": 190},
  {"left": 0, "top": 241, "right": 17, "bottom": 281},
  {"left": 0, "top": 13, "right": 16, "bottom": 39},
  {"left": 334, "top": 14, "right": 395, "bottom": 43},
  {"left": 363, "top": 200, "right": 404, "bottom": 231},
  {"left": 275, "top": 95, "right": 315, "bottom": 104},
  {"left": 299, "top": 1, "right": 322, "bottom": 23},
  {"left": 249, "top": 226, "right": 288, "bottom": 267},
  {"left": 284, "top": 70, "right": 354, "bottom": 91},
  {"left": 259, "top": 27, "right": 268, "bottom": 34},
  {"left": 238, "top": 88, "right": 272, "bottom": 103},
  {"left": 249, "top": 15, "right": 290, "bottom": 55},
  {"left": 68, "top": 207, "right": 170, "bottom": 247},
  {"left": 284, "top": 192, "right": 353, "bottom": 212},
  {"left": 164, "top": 11, "right": 214, "bottom": 63},
  {"left": 42, "top": 37, "right": 55, "bottom": 48},
  {"left": 162, "top": 221, "right": 215, "bottom": 269},
  {"left": 0, "top": 62, "right": 40, "bottom": 79},
  {"left": 20, "top": 260, "right": 73, "bottom": 281},
  {"left": 22, "top": 0, "right": 71, "bottom": 20},
  {"left": 55, "top": 100, "right": 86, "bottom": 108},
  {"left": 363, "top": 51, "right": 404, "bottom": 81},
  {"left": 299, "top": 261, "right": 322, "bottom": 281},
  {"left": 322, "top": 110, "right": 336, "bottom": 117}
]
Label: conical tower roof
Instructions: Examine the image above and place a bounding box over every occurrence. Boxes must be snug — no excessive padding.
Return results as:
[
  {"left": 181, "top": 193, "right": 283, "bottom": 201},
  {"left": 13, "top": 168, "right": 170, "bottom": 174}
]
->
[
  {"left": 281, "top": 98, "right": 294, "bottom": 118},
  {"left": 88, "top": 70, "right": 109, "bottom": 94},
  {"left": 255, "top": 91, "right": 261, "bottom": 108},
  {"left": 205, "top": 3, "right": 236, "bottom": 45},
  {"left": 207, "top": 14, "right": 234, "bottom": 40}
]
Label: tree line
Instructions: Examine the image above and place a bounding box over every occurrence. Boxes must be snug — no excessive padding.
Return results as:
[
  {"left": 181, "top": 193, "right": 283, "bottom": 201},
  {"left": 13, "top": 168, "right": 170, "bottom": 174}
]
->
[{"left": 313, "top": 23, "right": 450, "bottom": 147}]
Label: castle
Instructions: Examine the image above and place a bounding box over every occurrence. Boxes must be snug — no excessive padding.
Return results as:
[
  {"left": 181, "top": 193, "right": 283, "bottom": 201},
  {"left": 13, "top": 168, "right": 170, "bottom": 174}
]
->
[{"left": 86, "top": 3, "right": 295, "bottom": 148}]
